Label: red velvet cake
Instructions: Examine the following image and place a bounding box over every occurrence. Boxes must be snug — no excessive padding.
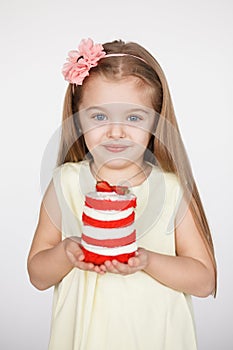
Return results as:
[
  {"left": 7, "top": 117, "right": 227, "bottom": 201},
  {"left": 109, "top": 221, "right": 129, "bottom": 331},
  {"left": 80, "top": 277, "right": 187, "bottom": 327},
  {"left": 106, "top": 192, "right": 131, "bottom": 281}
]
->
[{"left": 81, "top": 181, "right": 137, "bottom": 265}]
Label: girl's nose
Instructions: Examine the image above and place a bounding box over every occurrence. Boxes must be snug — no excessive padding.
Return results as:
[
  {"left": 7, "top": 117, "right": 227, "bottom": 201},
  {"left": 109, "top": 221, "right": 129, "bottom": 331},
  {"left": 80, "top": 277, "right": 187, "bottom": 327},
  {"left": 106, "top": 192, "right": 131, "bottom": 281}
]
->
[{"left": 106, "top": 122, "right": 125, "bottom": 139}]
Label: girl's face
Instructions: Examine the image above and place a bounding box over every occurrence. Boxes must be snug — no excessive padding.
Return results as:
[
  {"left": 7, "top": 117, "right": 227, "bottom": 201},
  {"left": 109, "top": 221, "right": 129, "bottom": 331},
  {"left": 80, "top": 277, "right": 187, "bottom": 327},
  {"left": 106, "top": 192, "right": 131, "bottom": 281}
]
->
[{"left": 78, "top": 76, "right": 156, "bottom": 170}]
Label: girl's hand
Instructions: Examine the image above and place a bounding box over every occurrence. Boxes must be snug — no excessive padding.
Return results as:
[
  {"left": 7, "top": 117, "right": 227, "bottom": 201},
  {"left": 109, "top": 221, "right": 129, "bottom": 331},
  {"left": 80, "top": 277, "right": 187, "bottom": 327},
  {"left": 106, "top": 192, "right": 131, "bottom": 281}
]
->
[
  {"left": 100, "top": 248, "right": 149, "bottom": 275},
  {"left": 63, "top": 237, "right": 105, "bottom": 274}
]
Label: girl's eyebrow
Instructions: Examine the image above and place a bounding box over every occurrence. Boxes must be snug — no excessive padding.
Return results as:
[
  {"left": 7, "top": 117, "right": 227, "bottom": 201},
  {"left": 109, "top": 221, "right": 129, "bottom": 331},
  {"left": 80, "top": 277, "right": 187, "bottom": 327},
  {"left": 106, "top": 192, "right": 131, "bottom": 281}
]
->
[
  {"left": 126, "top": 108, "right": 151, "bottom": 115},
  {"left": 84, "top": 106, "right": 108, "bottom": 112},
  {"left": 83, "top": 105, "right": 151, "bottom": 114}
]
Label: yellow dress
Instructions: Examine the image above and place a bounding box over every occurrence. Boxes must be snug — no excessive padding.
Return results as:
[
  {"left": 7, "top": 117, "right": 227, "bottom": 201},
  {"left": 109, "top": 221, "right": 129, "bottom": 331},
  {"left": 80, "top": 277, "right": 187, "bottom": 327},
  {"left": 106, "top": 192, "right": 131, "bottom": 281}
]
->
[{"left": 49, "top": 160, "right": 197, "bottom": 350}]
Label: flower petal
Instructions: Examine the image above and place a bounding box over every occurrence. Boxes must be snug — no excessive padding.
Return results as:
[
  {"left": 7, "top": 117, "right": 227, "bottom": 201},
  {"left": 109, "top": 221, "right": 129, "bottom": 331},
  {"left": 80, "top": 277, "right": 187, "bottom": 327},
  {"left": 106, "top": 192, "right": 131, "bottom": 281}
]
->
[{"left": 62, "top": 38, "right": 106, "bottom": 85}]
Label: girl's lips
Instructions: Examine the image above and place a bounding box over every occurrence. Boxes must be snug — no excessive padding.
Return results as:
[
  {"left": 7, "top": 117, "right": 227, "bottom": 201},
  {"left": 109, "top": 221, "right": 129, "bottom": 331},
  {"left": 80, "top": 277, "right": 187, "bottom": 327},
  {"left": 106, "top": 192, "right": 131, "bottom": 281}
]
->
[{"left": 103, "top": 145, "right": 129, "bottom": 153}]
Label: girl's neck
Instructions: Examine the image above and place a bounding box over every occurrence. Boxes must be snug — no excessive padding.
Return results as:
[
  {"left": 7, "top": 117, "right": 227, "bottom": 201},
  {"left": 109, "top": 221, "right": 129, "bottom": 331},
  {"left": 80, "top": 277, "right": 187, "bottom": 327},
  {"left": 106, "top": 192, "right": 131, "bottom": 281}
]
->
[{"left": 90, "top": 160, "right": 152, "bottom": 187}]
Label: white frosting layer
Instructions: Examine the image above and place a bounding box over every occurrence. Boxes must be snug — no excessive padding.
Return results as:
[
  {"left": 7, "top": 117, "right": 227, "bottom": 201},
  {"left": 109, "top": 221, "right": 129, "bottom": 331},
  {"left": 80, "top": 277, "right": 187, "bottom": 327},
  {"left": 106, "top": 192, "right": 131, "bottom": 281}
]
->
[
  {"left": 86, "top": 191, "right": 136, "bottom": 201},
  {"left": 83, "top": 205, "right": 134, "bottom": 221},
  {"left": 82, "top": 223, "right": 135, "bottom": 240},
  {"left": 81, "top": 241, "right": 137, "bottom": 256}
]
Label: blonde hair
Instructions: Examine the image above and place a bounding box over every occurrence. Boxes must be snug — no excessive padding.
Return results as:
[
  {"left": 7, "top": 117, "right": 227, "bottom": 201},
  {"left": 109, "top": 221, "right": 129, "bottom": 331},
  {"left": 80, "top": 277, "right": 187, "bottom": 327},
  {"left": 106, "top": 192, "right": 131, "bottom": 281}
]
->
[{"left": 57, "top": 39, "right": 217, "bottom": 295}]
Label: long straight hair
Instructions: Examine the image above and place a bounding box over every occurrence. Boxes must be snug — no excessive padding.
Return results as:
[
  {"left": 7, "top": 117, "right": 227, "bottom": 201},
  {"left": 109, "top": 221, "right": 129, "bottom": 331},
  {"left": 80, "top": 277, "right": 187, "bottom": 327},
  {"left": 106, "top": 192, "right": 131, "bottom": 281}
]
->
[{"left": 57, "top": 40, "right": 217, "bottom": 295}]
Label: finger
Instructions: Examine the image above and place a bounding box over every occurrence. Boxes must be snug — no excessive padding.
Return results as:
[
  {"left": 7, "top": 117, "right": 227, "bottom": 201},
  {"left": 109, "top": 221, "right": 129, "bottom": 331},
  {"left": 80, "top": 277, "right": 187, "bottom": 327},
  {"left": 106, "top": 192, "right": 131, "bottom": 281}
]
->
[
  {"left": 112, "top": 260, "right": 129, "bottom": 274},
  {"left": 93, "top": 265, "right": 105, "bottom": 274},
  {"left": 93, "top": 265, "right": 99, "bottom": 273},
  {"left": 128, "top": 256, "right": 140, "bottom": 267},
  {"left": 99, "top": 264, "right": 107, "bottom": 272},
  {"left": 77, "top": 261, "right": 95, "bottom": 270},
  {"left": 70, "top": 249, "right": 85, "bottom": 262},
  {"left": 137, "top": 247, "right": 145, "bottom": 255},
  {"left": 77, "top": 252, "right": 85, "bottom": 261},
  {"left": 104, "top": 260, "right": 119, "bottom": 274}
]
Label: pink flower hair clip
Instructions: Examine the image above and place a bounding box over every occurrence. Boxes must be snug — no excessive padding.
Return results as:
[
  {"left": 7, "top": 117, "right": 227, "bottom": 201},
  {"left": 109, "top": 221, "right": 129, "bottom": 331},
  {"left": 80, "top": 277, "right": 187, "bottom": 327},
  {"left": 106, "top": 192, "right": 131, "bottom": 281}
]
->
[{"left": 62, "top": 38, "right": 106, "bottom": 86}]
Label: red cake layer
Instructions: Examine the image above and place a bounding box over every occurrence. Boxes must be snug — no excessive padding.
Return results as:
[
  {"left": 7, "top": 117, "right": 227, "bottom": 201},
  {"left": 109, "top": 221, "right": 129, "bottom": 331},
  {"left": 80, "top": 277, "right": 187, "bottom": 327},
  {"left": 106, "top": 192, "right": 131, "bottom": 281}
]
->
[
  {"left": 81, "top": 230, "right": 136, "bottom": 248},
  {"left": 82, "top": 246, "right": 136, "bottom": 265},
  {"left": 82, "top": 212, "right": 135, "bottom": 228},
  {"left": 85, "top": 196, "right": 136, "bottom": 211}
]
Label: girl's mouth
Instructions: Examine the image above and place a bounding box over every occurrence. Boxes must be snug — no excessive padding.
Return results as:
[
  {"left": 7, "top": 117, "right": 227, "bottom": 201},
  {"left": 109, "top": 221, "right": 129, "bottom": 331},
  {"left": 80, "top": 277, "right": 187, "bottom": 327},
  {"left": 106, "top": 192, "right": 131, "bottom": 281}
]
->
[{"left": 103, "top": 144, "right": 130, "bottom": 153}]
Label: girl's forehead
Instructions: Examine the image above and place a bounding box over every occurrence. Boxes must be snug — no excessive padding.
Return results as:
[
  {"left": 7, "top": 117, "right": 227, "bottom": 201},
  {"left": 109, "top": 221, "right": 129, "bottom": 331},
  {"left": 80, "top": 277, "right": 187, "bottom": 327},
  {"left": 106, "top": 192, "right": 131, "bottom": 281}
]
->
[{"left": 80, "top": 76, "right": 154, "bottom": 110}]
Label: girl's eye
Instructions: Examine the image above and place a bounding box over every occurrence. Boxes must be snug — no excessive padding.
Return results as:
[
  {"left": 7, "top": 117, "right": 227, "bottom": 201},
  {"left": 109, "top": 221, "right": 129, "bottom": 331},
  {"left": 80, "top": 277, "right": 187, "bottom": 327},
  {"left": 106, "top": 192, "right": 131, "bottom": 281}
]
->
[
  {"left": 127, "top": 115, "right": 141, "bottom": 122},
  {"left": 93, "top": 114, "right": 107, "bottom": 121}
]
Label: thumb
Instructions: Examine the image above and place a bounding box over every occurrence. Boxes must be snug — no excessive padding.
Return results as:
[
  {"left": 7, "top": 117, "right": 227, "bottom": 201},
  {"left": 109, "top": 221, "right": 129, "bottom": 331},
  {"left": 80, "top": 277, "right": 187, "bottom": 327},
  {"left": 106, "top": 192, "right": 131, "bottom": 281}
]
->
[
  {"left": 66, "top": 250, "right": 77, "bottom": 264},
  {"left": 66, "top": 250, "right": 85, "bottom": 264},
  {"left": 68, "top": 236, "right": 81, "bottom": 244}
]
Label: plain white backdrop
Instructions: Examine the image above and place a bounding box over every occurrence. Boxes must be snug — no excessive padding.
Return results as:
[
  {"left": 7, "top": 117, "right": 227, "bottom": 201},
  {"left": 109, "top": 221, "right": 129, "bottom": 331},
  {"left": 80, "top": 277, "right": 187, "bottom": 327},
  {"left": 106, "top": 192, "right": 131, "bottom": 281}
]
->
[{"left": 0, "top": 0, "right": 232, "bottom": 348}]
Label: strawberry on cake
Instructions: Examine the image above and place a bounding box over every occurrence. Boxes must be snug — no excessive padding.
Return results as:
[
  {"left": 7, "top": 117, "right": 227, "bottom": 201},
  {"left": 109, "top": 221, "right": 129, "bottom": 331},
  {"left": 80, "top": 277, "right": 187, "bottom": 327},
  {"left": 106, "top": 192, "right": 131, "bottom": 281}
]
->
[{"left": 81, "top": 181, "right": 137, "bottom": 265}]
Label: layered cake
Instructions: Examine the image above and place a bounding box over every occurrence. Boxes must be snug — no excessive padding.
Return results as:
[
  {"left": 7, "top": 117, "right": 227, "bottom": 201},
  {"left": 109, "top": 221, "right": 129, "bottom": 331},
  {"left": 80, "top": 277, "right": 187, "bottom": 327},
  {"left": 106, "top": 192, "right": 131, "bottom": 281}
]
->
[{"left": 81, "top": 181, "right": 137, "bottom": 265}]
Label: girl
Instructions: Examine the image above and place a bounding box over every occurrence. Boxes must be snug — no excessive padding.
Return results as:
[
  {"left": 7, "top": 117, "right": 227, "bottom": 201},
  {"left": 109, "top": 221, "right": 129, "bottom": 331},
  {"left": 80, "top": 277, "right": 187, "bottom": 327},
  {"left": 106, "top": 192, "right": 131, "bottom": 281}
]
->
[{"left": 27, "top": 38, "right": 217, "bottom": 350}]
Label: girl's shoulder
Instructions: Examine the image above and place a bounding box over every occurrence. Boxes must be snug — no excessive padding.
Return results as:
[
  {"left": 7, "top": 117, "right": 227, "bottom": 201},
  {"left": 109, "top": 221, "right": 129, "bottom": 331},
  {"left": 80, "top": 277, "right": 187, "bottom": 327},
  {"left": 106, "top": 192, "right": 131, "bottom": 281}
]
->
[
  {"left": 150, "top": 164, "right": 182, "bottom": 188},
  {"left": 52, "top": 161, "right": 91, "bottom": 207},
  {"left": 52, "top": 161, "right": 90, "bottom": 194},
  {"left": 53, "top": 160, "right": 89, "bottom": 177},
  {"left": 149, "top": 164, "right": 184, "bottom": 205}
]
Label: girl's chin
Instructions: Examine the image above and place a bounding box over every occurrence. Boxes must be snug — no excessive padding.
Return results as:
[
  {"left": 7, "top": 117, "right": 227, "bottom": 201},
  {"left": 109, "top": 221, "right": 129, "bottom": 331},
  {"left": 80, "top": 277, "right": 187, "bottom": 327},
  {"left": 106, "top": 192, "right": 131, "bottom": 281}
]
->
[
  {"left": 97, "top": 158, "right": 133, "bottom": 170},
  {"left": 95, "top": 156, "right": 136, "bottom": 168},
  {"left": 91, "top": 150, "right": 146, "bottom": 170}
]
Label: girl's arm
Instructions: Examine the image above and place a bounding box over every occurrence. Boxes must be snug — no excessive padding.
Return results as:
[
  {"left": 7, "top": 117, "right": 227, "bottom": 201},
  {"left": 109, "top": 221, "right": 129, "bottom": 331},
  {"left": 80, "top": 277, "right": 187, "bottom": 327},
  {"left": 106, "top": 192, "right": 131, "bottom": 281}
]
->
[
  {"left": 144, "top": 203, "right": 215, "bottom": 297},
  {"left": 101, "top": 204, "right": 216, "bottom": 297},
  {"left": 27, "top": 181, "right": 103, "bottom": 291}
]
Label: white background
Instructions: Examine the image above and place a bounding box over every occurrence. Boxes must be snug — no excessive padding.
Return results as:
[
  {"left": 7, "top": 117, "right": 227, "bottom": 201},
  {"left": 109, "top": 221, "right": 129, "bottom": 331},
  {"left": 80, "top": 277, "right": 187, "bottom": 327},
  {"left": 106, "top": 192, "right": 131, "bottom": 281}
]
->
[{"left": 0, "top": 0, "right": 232, "bottom": 349}]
